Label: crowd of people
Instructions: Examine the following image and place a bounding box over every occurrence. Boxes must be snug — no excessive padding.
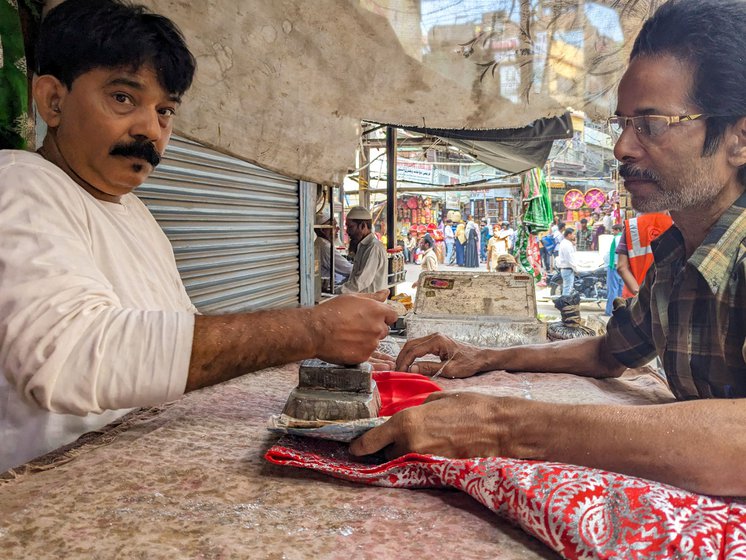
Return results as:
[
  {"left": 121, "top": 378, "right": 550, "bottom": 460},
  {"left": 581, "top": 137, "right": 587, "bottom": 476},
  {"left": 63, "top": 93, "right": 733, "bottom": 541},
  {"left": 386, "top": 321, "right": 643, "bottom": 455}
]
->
[{"left": 400, "top": 216, "right": 517, "bottom": 269}]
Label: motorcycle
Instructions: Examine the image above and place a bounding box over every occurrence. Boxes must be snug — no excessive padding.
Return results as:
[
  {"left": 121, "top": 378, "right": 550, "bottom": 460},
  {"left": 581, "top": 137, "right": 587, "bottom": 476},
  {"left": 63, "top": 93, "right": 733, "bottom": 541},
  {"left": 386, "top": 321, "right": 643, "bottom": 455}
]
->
[{"left": 548, "top": 267, "right": 608, "bottom": 300}]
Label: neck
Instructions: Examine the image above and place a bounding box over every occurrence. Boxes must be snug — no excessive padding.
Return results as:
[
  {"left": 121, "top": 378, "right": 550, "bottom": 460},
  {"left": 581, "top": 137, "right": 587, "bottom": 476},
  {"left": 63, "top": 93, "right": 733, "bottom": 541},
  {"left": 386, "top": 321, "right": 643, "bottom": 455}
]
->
[
  {"left": 670, "top": 181, "right": 745, "bottom": 257},
  {"left": 38, "top": 132, "right": 122, "bottom": 203}
]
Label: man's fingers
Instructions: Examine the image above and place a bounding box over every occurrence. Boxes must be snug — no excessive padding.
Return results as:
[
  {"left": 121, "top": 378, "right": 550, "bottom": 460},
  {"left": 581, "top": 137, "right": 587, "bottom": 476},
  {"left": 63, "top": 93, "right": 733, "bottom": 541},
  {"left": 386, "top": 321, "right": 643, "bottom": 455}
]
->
[
  {"left": 408, "top": 360, "right": 447, "bottom": 376},
  {"left": 349, "top": 421, "right": 395, "bottom": 456}
]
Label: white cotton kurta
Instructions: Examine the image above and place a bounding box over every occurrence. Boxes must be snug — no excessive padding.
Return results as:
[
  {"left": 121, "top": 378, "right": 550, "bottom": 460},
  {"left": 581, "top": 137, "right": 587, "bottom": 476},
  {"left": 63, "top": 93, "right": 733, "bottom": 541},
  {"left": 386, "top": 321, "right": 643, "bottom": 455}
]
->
[
  {"left": 338, "top": 233, "right": 387, "bottom": 294},
  {"left": 0, "top": 150, "right": 196, "bottom": 472}
]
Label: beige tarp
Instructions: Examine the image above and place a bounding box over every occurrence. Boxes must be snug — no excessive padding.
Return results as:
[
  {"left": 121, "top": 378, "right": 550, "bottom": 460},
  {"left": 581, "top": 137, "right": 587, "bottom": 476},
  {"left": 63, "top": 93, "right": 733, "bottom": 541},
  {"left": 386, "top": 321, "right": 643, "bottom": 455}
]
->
[{"left": 47, "top": 0, "right": 662, "bottom": 184}]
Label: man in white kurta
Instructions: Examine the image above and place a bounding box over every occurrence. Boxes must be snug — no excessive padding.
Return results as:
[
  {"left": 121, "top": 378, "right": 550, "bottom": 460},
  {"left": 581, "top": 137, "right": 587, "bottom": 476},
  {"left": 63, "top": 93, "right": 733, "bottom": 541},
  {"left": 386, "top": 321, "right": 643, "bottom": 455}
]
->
[
  {"left": 338, "top": 206, "right": 387, "bottom": 294},
  {"left": 0, "top": 0, "right": 397, "bottom": 475},
  {"left": 0, "top": 151, "right": 195, "bottom": 470}
]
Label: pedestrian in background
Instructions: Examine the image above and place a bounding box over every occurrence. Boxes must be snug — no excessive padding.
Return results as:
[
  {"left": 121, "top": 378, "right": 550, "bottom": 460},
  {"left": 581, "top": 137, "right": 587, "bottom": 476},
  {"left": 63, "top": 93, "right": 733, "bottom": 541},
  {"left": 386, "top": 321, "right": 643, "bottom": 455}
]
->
[
  {"left": 443, "top": 219, "right": 455, "bottom": 265},
  {"left": 605, "top": 223, "right": 624, "bottom": 316},
  {"left": 479, "top": 219, "right": 491, "bottom": 262},
  {"left": 454, "top": 221, "right": 466, "bottom": 266},
  {"left": 555, "top": 227, "right": 577, "bottom": 295},
  {"left": 575, "top": 218, "right": 592, "bottom": 251},
  {"left": 464, "top": 215, "right": 480, "bottom": 268}
]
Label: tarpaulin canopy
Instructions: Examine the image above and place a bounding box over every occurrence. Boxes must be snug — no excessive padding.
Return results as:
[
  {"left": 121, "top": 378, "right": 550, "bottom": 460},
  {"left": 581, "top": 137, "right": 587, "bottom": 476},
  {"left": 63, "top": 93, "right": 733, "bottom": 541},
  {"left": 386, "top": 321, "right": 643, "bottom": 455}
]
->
[
  {"left": 45, "top": 0, "right": 662, "bottom": 184},
  {"left": 403, "top": 112, "right": 574, "bottom": 175}
]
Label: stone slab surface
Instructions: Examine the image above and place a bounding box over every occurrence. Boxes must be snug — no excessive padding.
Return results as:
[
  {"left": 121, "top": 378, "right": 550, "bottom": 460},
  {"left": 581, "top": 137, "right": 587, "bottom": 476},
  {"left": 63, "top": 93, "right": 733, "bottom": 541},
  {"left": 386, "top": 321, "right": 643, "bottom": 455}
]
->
[
  {"left": 282, "top": 383, "right": 381, "bottom": 421},
  {"left": 298, "top": 359, "right": 373, "bottom": 393}
]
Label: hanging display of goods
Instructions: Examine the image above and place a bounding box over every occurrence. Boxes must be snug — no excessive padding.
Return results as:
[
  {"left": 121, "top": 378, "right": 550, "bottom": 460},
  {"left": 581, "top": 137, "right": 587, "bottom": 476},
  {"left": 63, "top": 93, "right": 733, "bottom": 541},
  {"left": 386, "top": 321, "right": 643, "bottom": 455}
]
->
[
  {"left": 406, "top": 197, "right": 419, "bottom": 209},
  {"left": 563, "top": 189, "right": 585, "bottom": 210},
  {"left": 584, "top": 188, "right": 606, "bottom": 209}
]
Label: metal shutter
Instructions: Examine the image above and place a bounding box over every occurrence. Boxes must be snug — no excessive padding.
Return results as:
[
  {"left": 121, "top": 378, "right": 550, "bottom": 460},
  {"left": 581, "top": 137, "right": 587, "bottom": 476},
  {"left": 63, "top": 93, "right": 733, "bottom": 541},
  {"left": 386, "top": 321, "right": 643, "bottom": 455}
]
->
[{"left": 136, "top": 136, "right": 300, "bottom": 313}]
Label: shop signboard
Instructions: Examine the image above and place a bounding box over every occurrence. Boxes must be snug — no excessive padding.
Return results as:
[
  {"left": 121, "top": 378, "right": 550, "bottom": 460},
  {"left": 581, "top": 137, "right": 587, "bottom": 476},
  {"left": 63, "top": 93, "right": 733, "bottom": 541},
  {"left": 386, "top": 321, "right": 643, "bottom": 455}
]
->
[
  {"left": 445, "top": 192, "right": 460, "bottom": 209},
  {"left": 397, "top": 159, "right": 433, "bottom": 184}
]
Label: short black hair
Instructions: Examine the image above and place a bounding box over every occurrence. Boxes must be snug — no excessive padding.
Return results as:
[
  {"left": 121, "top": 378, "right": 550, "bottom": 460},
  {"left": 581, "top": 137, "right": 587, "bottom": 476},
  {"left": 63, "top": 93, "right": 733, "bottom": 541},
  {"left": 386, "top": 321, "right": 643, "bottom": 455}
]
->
[
  {"left": 580, "top": 218, "right": 588, "bottom": 225},
  {"left": 558, "top": 222, "right": 566, "bottom": 230},
  {"left": 422, "top": 234, "right": 434, "bottom": 248},
  {"left": 632, "top": 0, "right": 746, "bottom": 184},
  {"left": 564, "top": 228, "right": 575, "bottom": 237},
  {"left": 37, "top": 0, "right": 196, "bottom": 98}
]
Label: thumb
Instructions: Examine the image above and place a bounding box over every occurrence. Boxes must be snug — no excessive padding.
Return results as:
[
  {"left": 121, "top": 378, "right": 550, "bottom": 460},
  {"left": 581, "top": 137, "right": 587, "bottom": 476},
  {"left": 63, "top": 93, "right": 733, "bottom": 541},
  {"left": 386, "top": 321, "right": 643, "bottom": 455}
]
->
[
  {"left": 349, "top": 421, "right": 395, "bottom": 456},
  {"left": 409, "top": 360, "right": 446, "bottom": 376},
  {"left": 356, "top": 289, "right": 389, "bottom": 302}
]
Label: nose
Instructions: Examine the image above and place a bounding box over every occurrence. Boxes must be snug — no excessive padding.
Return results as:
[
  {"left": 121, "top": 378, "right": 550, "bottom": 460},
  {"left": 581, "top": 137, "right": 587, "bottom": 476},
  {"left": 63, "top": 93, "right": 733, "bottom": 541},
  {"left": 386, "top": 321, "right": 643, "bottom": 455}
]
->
[
  {"left": 129, "top": 107, "right": 163, "bottom": 143},
  {"left": 613, "top": 124, "right": 645, "bottom": 163}
]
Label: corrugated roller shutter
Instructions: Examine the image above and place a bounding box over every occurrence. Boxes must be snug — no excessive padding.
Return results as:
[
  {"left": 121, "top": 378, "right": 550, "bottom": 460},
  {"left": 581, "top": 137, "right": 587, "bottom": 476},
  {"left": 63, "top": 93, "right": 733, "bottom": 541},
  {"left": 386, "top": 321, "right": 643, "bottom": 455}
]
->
[{"left": 136, "top": 136, "right": 300, "bottom": 314}]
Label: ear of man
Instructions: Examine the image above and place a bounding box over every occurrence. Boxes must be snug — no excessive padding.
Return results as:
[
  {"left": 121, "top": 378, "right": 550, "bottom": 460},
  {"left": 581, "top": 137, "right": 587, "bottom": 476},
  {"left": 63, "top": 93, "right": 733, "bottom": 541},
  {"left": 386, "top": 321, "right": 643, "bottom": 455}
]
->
[
  {"left": 32, "top": 75, "right": 68, "bottom": 128},
  {"left": 725, "top": 116, "right": 746, "bottom": 169}
]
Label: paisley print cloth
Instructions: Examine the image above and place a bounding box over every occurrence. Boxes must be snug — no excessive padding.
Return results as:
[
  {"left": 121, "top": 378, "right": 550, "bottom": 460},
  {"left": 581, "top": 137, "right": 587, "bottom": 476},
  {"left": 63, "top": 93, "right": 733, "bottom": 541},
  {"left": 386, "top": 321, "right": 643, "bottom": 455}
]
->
[{"left": 266, "top": 436, "right": 746, "bottom": 560}]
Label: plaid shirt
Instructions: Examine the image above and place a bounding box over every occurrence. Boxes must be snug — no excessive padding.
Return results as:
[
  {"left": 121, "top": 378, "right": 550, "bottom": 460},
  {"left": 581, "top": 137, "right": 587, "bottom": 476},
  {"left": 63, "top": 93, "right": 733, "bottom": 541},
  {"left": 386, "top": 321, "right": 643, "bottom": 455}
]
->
[
  {"left": 576, "top": 227, "right": 592, "bottom": 251},
  {"left": 606, "top": 190, "right": 746, "bottom": 399}
]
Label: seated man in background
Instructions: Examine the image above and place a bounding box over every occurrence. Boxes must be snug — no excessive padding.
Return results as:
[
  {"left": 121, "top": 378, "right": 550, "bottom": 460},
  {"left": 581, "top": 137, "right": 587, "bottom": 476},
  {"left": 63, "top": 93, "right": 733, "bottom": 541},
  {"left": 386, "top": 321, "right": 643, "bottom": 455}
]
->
[
  {"left": 352, "top": 0, "right": 746, "bottom": 497},
  {"left": 314, "top": 208, "right": 352, "bottom": 285},
  {"left": 0, "top": 0, "right": 396, "bottom": 473},
  {"left": 495, "top": 253, "right": 517, "bottom": 273},
  {"left": 337, "top": 205, "right": 388, "bottom": 294},
  {"left": 412, "top": 233, "right": 437, "bottom": 289}
]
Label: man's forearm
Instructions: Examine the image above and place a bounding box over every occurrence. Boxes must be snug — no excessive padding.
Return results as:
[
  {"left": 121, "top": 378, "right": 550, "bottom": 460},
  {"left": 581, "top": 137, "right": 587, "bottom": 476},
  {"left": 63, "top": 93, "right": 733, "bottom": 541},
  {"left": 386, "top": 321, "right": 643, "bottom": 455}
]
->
[
  {"left": 186, "top": 308, "right": 317, "bottom": 391},
  {"left": 511, "top": 398, "right": 746, "bottom": 496},
  {"left": 187, "top": 292, "right": 398, "bottom": 392},
  {"left": 477, "top": 335, "right": 626, "bottom": 378}
]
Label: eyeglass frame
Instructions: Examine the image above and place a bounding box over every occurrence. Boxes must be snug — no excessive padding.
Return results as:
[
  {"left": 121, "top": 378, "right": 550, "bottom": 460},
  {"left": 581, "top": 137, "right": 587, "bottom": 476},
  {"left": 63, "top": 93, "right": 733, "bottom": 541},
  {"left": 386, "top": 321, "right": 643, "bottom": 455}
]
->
[{"left": 606, "top": 113, "right": 707, "bottom": 142}]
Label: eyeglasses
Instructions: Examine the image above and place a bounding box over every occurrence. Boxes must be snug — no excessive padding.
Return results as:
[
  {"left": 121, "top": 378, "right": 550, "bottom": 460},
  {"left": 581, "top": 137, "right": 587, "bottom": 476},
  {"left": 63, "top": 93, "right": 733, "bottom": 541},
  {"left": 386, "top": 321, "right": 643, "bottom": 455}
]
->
[{"left": 606, "top": 114, "right": 706, "bottom": 143}]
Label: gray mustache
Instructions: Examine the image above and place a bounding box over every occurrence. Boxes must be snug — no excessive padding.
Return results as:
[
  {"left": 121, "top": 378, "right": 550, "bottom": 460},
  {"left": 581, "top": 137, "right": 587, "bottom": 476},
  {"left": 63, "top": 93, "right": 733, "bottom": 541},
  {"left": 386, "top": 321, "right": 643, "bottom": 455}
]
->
[
  {"left": 110, "top": 141, "right": 161, "bottom": 167},
  {"left": 619, "top": 163, "right": 658, "bottom": 182}
]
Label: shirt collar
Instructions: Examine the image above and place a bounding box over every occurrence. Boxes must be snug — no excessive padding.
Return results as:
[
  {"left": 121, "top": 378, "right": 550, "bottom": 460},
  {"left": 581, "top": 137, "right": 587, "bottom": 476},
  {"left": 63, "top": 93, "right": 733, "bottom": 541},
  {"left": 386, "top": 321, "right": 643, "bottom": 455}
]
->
[
  {"left": 692, "top": 189, "right": 746, "bottom": 293},
  {"left": 652, "top": 189, "right": 746, "bottom": 294}
]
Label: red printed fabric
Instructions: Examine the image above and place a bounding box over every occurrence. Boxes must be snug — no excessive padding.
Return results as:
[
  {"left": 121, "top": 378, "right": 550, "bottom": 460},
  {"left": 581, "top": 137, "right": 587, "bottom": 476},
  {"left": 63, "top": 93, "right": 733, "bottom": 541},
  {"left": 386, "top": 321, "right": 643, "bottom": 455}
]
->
[{"left": 265, "top": 437, "right": 746, "bottom": 559}]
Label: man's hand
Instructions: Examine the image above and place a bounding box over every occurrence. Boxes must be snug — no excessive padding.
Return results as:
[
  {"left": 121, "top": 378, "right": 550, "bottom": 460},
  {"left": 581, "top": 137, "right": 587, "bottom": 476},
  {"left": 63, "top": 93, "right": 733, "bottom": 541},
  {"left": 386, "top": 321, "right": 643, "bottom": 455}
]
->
[
  {"left": 350, "top": 392, "right": 523, "bottom": 459},
  {"left": 368, "top": 351, "right": 396, "bottom": 371},
  {"left": 309, "top": 290, "right": 398, "bottom": 365},
  {"left": 395, "top": 333, "right": 486, "bottom": 378}
]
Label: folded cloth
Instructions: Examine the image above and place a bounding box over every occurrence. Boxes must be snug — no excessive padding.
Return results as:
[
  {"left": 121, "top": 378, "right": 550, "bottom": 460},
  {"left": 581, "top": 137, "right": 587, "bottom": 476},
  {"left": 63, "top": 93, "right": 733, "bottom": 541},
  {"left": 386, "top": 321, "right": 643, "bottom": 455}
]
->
[{"left": 266, "top": 436, "right": 746, "bottom": 560}]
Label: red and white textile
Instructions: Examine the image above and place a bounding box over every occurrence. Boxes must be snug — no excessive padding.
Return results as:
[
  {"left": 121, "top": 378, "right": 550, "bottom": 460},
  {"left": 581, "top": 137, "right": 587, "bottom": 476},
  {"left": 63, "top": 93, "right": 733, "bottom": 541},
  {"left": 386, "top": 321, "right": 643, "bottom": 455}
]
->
[{"left": 266, "top": 437, "right": 746, "bottom": 559}]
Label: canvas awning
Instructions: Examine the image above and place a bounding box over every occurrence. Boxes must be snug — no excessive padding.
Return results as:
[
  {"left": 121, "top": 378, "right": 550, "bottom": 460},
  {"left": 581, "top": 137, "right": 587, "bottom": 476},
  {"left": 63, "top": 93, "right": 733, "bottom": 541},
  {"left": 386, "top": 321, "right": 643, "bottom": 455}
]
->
[
  {"left": 402, "top": 112, "right": 574, "bottom": 175},
  {"left": 110, "top": 1, "right": 661, "bottom": 183}
]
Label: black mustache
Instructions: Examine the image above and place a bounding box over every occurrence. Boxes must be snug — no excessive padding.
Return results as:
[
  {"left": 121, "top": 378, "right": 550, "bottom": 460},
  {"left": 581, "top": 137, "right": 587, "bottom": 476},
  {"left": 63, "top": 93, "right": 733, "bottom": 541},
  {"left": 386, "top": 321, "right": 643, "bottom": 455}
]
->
[
  {"left": 619, "top": 163, "right": 659, "bottom": 182},
  {"left": 110, "top": 141, "right": 161, "bottom": 167}
]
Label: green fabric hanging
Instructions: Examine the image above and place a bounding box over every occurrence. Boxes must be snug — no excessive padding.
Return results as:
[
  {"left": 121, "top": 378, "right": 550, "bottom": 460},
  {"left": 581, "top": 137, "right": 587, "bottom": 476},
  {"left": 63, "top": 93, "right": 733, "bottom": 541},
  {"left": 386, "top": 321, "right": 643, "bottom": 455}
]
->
[
  {"left": 514, "top": 168, "right": 554, "bottom": 280},
  {"left": 520, "top": 168, "right": 554, "bottom": 234},
  {"left": 0, "top": 0, "right": 31, "bottom": 149}
]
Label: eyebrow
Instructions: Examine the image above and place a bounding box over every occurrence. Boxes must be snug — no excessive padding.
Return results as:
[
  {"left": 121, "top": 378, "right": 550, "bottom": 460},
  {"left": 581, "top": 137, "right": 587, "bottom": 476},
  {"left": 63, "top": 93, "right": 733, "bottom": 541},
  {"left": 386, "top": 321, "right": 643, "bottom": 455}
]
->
[
  {"left": 105, "top": 77, "right": 182, "bottom": 103},
  {"left": 614, "top": 107, "right": 665, "bottom": 117}
]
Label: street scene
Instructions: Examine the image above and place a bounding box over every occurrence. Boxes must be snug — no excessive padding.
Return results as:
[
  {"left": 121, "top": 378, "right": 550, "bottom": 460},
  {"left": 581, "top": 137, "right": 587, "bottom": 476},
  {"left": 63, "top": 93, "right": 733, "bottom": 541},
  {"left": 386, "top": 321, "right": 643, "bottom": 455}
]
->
[{"left": 2, "top": 1, "right": 746, "bottom": 559}]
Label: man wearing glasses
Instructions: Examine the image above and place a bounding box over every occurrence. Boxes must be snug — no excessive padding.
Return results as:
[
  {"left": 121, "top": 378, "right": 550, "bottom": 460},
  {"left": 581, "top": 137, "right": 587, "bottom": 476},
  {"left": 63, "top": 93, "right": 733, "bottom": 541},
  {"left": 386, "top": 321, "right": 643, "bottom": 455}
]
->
[{"left": 352, "top": 0, "right": 746, "bottom": 497}]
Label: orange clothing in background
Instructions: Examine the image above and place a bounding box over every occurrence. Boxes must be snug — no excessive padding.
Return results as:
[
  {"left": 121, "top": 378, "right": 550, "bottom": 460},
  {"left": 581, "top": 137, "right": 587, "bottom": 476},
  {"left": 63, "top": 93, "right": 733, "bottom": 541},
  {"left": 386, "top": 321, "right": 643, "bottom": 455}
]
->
[{"left": 622, "top": 213, "right": 673, "bottom": 298}]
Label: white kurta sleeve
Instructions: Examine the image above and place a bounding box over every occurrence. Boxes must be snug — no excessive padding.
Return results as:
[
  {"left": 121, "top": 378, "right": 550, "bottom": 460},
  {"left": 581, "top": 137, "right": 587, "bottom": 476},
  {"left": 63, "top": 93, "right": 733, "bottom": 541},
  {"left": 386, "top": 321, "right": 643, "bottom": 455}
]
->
[{"left": 0, "top": 158, "right": 194, "bottom": 415}]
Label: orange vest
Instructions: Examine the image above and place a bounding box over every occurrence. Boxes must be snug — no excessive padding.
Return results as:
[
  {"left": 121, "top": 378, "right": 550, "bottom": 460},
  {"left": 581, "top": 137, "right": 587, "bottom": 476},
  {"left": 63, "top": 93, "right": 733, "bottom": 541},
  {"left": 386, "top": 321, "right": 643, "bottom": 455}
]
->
[{"left": 622, "top": 213, "right": 673, "bottom": 297}]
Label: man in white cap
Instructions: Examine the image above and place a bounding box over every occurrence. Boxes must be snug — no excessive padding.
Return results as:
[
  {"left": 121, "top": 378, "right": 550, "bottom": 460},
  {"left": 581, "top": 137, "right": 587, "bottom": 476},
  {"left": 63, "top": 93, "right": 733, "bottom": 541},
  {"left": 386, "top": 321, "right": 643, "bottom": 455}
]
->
[
  {"left": 338, "top": 206, "right": 388, "bottom": 294},
  {"left": 314, "top": 208, "right": 352, "bottom": 285}
]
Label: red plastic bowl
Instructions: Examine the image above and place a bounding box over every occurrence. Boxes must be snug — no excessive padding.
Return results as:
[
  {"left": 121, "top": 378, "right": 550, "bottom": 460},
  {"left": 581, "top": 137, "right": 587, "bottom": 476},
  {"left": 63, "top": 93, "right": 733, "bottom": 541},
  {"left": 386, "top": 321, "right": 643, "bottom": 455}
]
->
[{"left": 372, "top": 371, "right": 442, "bottom": 416}]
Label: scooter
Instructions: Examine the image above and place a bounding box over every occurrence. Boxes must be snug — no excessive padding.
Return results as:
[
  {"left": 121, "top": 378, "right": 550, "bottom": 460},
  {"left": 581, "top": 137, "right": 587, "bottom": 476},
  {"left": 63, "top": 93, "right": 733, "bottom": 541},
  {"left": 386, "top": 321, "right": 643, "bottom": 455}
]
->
[{"left": 548, "top": 267, "right": 608, "bottom": 300}]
